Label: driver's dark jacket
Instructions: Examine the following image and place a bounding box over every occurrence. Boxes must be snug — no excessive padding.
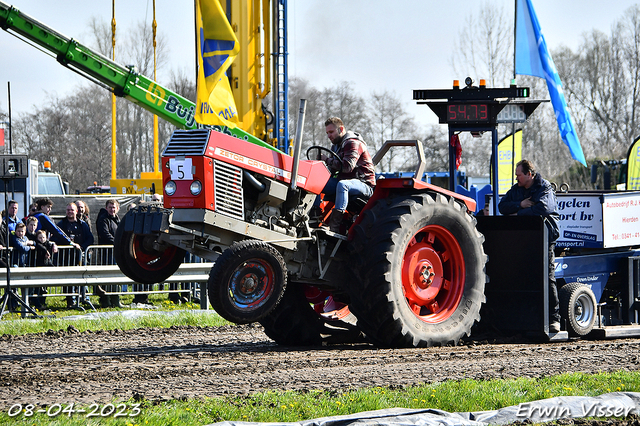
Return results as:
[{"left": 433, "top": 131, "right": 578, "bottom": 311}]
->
[
  {"left": 498, "top": 172, "right": 560, "bottom": 242},
  {"left": 327, "top": 131, "right": 376, "bottom": 187}
]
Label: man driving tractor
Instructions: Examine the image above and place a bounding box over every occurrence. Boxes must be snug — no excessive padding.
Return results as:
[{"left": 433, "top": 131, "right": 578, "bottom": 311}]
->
[{"left": 312, "top": 117, "right": 376, "bottom": 233}]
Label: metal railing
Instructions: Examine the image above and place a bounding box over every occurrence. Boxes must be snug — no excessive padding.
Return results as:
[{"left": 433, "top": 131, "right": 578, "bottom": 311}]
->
[{"left": 0, "top": 244, "right": 212, "bottom": 312}]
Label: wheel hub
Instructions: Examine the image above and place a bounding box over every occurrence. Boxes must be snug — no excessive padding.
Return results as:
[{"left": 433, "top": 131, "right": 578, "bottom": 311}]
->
[
  {"left": 574, "top": 294, "right": 594, "bottom": 326},
  {"left": 132, "top": 234, "right": 179, "bottom": 271},
  {"left": 240, "top": 274, "right": 258, "bottom": 294},
  {"left": 401, "top": 225, "right": 465, "bottom": 323},
  {"left": 229, "top": 260, "right": 274, "bottom": 308},
  {"left": 404, "top": 248, "right": 444, "bottom": 303}
]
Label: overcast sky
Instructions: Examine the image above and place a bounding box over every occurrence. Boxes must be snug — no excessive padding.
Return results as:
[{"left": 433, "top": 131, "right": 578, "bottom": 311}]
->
[{"left": 1, "top": 0, "right": 638, "bottom": 130}]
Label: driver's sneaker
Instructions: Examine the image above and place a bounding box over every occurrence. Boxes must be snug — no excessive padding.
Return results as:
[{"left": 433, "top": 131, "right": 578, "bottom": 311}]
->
[{"left": 549, "top": 321, "right": 561, "bottom": 333}]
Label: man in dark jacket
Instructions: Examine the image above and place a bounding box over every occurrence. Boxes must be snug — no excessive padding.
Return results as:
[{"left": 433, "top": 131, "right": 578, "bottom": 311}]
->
[
  {"left": 96, "top": 199, "right": 124, "bottom": 308},
  {"left": 58, "top": 202, "right": 94, "bottom": 307},
  {"left": 315, "top": 117, "right": 376, "bottom": 233},
  {"left": 498, "top": 159, "right": 561, "bottom": 333}
]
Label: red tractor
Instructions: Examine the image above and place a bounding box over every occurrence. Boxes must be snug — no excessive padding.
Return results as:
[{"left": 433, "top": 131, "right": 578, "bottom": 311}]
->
[{"left": 114, "top": 128, "right": 487, "bottom": 347}]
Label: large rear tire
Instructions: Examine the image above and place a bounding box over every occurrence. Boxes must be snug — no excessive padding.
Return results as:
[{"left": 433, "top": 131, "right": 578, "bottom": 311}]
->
[
  {"left": 259, "top": 285, "right": 325, "bottom": 346},
  {"left": 559, "top": 282, "right": 597, "bottom": 336},
  {"left": 208, "top": 240, "right": 287, "bottom": 324},
  {"left": 348, "top": 192, "right": 487, "bottom": 347},
  {"left": 114, "top": 220, "right": 185, "bottom": 284},
  {"left": 259, "top": 285, "right": 363, "bottom": 346}
]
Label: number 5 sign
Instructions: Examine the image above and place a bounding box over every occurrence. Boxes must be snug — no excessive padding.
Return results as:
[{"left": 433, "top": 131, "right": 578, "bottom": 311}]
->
[{"left": 169, "top": 158, "right": 193, "bottom": 180}]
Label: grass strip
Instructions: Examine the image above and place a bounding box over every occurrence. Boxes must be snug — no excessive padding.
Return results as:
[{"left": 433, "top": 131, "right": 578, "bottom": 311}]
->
[
  {"left": 0, "top": 371, "right": 637, "bottom": 425},
  {"left": 0, "top": 295, "right": 232, "bottom": 335}
]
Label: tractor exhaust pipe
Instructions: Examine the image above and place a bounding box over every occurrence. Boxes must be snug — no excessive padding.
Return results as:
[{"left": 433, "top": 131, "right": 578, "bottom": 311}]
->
[{"left": 290, "top": 99, "right": 307, "bottom": 191}]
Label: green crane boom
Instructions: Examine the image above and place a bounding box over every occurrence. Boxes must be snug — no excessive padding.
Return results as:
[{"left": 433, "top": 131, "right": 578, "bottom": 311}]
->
[{"left": 0, "top": 1, "right": 279, "bottom": 152}]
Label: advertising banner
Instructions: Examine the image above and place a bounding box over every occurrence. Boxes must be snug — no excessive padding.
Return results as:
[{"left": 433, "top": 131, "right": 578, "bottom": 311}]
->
[
  {"left": 556, "top": 193, "right": 603, "bottom": 248},
  {"left": 602, "top": 192, "right": 640, "bottom": 247}
]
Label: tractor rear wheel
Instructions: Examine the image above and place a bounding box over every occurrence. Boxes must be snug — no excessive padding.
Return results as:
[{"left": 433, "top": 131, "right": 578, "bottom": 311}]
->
[
  {"left": 348, "top": 192, "right": 487, "bottom": 347},
  {"left": 259, "top": 285, "right": 363, "bottom": 346},
  {"left": 208, "top": 240, "right": 287, "bottom": 324},
  {"left": 259, "top": 285, "right": 324, "bottom": 346},
  {"left": 114, "top": 221, "right": 185, "bottom": 284}
]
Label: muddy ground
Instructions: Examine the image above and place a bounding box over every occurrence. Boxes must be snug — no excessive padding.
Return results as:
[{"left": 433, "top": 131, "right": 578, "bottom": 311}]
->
[{"left": 0, "top": 323, "right": 639, "bottom": 414}]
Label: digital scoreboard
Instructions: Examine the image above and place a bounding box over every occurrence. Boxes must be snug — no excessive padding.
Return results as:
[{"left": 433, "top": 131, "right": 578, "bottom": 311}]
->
[{"left": 414, "top": 79, "right": 544, "bottom": 126}]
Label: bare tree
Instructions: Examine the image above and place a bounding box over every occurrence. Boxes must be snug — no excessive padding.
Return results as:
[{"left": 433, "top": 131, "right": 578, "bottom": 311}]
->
[
  {"left": 287, "top": 77, "right": 323, "bottom": 150},
  {"left": 12, "top": 86, "right": 112, "bottom": 191},
  {"left": 288, "top": 80, "right": 368, "bottom": 153},
  {"left": 448, "top": 2, "right": 514, "bottom": 178},
  {"left": 558, "top": 5, "right": 640, "bottom": 165},
  {"left": 450, "top": 2, "right": 513, "bottom": 87},
  {"left": 364, "top": 90, "right": 418, "bottom": 172},
  {"left": 11, "top": 17, "right": 176, "bottom": 191}
]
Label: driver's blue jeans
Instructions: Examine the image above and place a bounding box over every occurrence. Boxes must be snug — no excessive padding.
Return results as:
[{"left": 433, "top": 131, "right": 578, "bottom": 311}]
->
[{"left": 314, "top": 177, "right": 373, "bottom": 212}]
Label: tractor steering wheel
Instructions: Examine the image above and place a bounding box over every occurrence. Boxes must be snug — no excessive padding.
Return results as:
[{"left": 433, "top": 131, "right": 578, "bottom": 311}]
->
[{"left": 306, "top": 146, "right": 342, "bottom": 173}]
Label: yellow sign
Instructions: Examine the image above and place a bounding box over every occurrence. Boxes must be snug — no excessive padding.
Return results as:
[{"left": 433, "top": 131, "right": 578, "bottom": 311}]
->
[
  {"left": 495, "top": 130, "right": 523, "bottom": 195},
  {"left": 627, "top": 136, "right": 640, "bottom": 191},
  {"left": 110, "top": 178, "right": 162, "bottom": 195}
]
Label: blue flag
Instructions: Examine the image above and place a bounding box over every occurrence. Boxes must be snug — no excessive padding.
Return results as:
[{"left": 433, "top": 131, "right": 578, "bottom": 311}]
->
[{"left": 515, "top": 0, "right": 587, "bottom": 167}]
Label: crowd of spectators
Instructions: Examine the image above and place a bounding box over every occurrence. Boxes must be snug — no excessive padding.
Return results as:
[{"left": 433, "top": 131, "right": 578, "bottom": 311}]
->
[{"left": 1, "top": 196, "right": 195, "bottom": 312}]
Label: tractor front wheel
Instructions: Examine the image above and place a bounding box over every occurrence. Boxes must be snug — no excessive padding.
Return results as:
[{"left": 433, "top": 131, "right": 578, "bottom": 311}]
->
[
  {"left": 348, "top": 192, "right": 487, "bottom": 347},
  {"left": 208, "top": 240, "right": 287, "bottom": 324}
]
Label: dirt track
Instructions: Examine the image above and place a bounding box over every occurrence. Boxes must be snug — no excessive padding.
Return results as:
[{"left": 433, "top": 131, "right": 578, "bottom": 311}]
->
[{"left": 0, "top": 324, "right": 639, "bottom": 410}]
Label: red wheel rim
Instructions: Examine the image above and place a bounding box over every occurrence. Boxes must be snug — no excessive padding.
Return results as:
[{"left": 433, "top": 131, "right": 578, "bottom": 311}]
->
[
  {"left": 132, "top": 235, "right": 179, "bottom": 271},
  {"left": 228, "top": 259, "right": 275, "bottom": 310},
  {"left": 401, "top": 224, "right": 465, "bottom": 323}
]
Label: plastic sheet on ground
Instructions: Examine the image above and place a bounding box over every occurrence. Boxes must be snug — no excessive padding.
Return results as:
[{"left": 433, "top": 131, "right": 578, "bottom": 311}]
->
[
  {"left": 61, "top": 309, "right": 214, "bottom": 321},
  {"left": 209, "top": 392, "right": 640, "bottom": 426}
]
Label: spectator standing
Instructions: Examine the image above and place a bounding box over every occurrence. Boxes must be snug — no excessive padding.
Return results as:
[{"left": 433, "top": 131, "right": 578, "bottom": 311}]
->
[
  {"left": 28, "top": 218, "right": 51, "bottom": 308},
  {"left": 22, "top": 203, "right": 38, "bottom": 224},
  {"left": 10, "top": 222, "right": 34, "bottom": 267},
  {"left": 34, "top": 230, "right": 56, "bottom": 267},
  {"left": 57, "top": 203, "right": 94, "bottom": 307},
  {"left": 3, "top": 200, "right": 23, "bottom": 233},
  {"left": 75, "top": 200, "right": 92, "bottom": 233},
  {"left": 96, "top": 199, "right": 124, "bottom": 308},
  {"left": 33, "top": 198, "right": 80, "bottom": 249},
  {"left": 34, "top": 198, "right": 82, "bottom": 308},
  {"left": 10, "top": 223, "right": 41, "bottom": 310},
  {"left": 57, "top": 203, "right": 94, "bottom": 260},
  {"left": 25, "top": 216, "right": 39, "bottom": 266},
  {"left": 25, "top": 216, "right": 39, "bottom": 241}
]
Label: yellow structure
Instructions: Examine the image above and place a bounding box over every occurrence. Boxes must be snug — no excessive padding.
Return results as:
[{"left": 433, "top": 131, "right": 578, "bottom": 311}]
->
[
  {"left": 111, "top": 0, "right": 274, "bottom": 194},
  {"left": 224, "top": 0, "right": 271, "bottom": 141},
  {"left": 110, "top": 172, "right": 163, "bottom": 195}
]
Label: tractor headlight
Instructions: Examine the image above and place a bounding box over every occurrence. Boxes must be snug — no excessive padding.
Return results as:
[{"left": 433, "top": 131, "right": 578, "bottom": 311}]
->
[
  {"left": 190, "top": 180, "right": 202, "bottom": 196},
  {"left": 164, "top": 180, "right": 177, "bottom": 196}
]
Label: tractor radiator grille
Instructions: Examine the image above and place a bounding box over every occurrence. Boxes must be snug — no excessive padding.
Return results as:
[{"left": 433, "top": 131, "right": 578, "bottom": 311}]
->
[
  {"left": 163, "top": 129, "right": 210, "bottom": 156},
  {"left": 214, "top": 160, "right": 244, "bottom": 221}
]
